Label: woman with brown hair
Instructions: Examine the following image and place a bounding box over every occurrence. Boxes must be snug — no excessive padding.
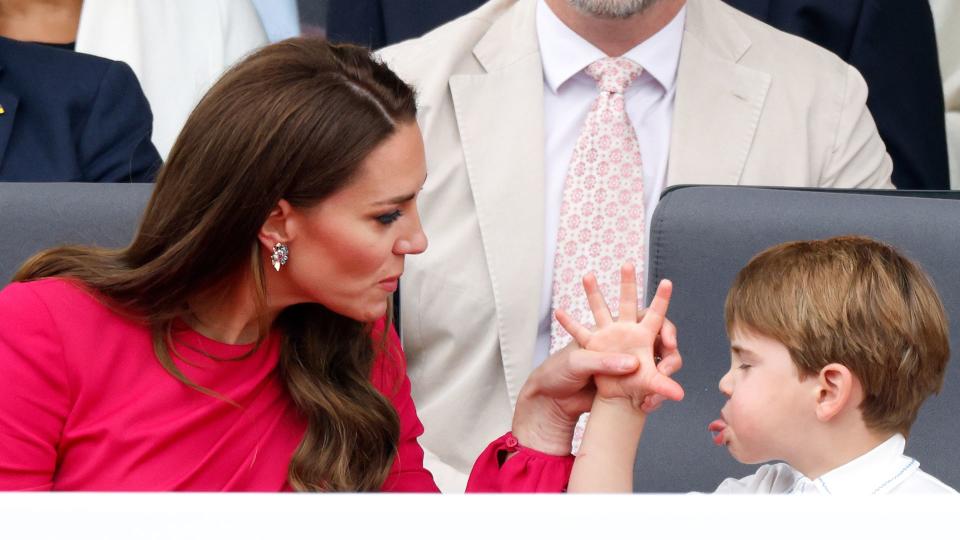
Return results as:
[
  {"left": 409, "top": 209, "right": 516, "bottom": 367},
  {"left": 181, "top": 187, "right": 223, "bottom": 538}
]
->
[{"left": 0, "top": 37, "right": 679, "bottom": 492}]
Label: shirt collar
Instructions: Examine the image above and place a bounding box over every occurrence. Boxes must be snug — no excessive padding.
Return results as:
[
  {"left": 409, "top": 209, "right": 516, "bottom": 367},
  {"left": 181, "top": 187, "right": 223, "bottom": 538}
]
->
[
  {"left": 535, "top": 0, "right": 686, "bottom": 94},
  {"left": 792, "top": 434, "right": 919, "bottom": 495}
]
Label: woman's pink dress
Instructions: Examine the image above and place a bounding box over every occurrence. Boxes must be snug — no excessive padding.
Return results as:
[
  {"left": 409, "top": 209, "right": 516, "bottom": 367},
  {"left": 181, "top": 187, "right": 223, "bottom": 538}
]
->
[{"left": 0, "top": 278, "right": 571, "bottom": 492}]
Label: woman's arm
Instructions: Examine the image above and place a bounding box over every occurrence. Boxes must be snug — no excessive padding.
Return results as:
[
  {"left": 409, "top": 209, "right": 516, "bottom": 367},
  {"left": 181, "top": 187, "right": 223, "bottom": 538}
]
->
[{"left": 0, "top": 282, "right": 70, "bottom": 491}]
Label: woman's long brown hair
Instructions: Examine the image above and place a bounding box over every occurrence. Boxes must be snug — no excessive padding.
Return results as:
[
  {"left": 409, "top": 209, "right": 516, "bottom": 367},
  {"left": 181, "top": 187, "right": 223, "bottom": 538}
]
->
[{"left": 13, "top": 38, "right": 417, "bottom": 491}]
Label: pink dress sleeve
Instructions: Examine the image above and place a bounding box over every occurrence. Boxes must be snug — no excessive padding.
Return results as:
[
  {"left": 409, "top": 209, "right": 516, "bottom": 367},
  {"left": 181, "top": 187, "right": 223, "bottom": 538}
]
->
[
  {"left": 0, "top": 282, "right": 72, "bottom": 491},
  {"left": 371, "top": 320, "right": 573, "bottom": 493},
  {"left": 465, "top": 433, "right": 574, "bottom": 493}
]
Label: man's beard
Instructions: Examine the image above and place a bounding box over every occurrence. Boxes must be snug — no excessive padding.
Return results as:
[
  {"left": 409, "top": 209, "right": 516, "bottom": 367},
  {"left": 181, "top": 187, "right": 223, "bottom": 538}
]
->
[{"left": 566, "top": 0, "right": 664, "bottom": 19}]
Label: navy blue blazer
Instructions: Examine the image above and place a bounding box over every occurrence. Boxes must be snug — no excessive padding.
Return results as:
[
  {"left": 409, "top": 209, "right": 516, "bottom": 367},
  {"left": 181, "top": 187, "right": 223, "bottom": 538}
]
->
[
  {"left": 0, "top": 37, "right": 160, "bottom": 183},
  {"left": 327, "top": 0, "right": 485, "bottom": 50},
  {"left": 328, "top": 0, "right": 948, "bottom": 191}
]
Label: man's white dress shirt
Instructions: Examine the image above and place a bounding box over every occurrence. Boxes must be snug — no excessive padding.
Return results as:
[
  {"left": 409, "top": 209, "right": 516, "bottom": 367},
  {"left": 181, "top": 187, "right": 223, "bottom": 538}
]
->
[
  {"left": 715, "top": 435, "right": 957, "bottom": 494},
  {"left": 534, "top": 0, "right": 687, "bottom": 366}
]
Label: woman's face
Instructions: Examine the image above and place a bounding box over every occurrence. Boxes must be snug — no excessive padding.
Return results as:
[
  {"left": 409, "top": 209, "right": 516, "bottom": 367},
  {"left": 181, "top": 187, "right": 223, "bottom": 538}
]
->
[{"left": 270, "top": 121, "right": 428, "bottom": 322}]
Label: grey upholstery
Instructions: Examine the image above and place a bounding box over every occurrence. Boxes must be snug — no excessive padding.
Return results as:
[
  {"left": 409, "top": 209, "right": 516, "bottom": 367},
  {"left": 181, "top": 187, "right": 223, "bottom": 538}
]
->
[
  {"left": 636, "top": 186, "right": 960, "bottom": 492},
  {"left": 0, "top": 183, "right": 153, "bottom": 283}
]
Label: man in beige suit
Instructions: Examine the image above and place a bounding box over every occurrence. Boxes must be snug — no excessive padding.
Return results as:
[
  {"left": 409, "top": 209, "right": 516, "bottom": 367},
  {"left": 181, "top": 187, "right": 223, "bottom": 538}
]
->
[{"left": 378, "top": 0, "right": 894, "bottom": 492}]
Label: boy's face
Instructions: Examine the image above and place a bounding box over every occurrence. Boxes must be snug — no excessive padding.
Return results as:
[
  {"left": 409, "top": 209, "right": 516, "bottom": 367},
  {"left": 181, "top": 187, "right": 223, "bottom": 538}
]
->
[{"left": 711, "top": 326, "right": 819, "bottom": 465}]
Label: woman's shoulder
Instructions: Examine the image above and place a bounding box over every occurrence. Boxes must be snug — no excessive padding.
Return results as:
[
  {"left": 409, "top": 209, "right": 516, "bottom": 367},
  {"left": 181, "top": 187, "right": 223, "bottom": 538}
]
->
[
  {"left": 1, "top": 276, "right": 99, "bottom": 303},
  {"left": 0, "top": 277, "right": 113, "bottom": 324}
]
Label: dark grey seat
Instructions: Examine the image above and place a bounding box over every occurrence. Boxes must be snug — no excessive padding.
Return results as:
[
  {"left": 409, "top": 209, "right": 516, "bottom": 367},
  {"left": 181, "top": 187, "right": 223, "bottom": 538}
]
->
[
  {"left": 636, "top": 186, "right": 960, "bottom": 492},
  {"left": 0, "top": 183, "right": 153, "bottom": 283}
]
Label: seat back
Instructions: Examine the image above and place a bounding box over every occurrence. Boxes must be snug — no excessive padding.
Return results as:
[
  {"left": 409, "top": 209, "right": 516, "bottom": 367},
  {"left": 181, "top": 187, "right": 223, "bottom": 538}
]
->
[
  {"left": 0, "top": 183, "right": 153, "bottom": 282},
  {"left": 636, "top": 186, "right": 960, "bottom": 492}
]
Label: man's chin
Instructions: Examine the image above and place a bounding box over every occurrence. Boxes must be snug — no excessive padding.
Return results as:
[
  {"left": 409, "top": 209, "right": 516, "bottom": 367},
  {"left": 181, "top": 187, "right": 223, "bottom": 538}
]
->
[{"left": 566, "top": 0, "right": 663, "bottom": 19}]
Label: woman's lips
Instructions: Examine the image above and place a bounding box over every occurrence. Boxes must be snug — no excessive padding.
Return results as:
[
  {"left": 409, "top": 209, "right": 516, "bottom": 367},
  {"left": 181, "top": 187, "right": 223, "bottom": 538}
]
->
[
  {"left": 378, "top": 277, "right": 399, "bottom": 292},
  {"left": 708, "top": 418, "right": 728, "bottom": 446}
]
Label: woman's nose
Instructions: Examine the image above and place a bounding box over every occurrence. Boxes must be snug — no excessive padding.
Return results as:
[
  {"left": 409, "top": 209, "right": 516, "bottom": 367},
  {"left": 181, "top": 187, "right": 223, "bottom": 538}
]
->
[{"left": 396, "top": 217, "right": 428, "bottom": 255}]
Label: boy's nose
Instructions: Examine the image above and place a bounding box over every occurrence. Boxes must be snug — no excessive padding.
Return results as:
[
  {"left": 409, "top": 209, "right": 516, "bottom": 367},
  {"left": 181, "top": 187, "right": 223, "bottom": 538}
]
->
[{"left": 718, "top": 370, "right": 733, "bottom": 397}]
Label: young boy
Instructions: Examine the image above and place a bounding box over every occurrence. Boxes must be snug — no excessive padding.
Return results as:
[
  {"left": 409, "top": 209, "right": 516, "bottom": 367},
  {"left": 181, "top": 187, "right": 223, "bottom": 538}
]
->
[{"left": 562, "top": 236, "right": 956, "bottom": 494}]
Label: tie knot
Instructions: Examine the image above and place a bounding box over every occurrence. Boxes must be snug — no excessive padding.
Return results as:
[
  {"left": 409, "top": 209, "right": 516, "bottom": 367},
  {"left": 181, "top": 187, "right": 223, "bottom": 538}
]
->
[{"left": 586, "top": 57, "right": 642, "bottom": 94}]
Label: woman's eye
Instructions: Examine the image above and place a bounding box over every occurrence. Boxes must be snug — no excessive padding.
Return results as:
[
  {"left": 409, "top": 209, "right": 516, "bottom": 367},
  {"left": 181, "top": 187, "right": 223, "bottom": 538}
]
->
[{"left": 376, "top": 210, "right": 402, "bottom": 225}]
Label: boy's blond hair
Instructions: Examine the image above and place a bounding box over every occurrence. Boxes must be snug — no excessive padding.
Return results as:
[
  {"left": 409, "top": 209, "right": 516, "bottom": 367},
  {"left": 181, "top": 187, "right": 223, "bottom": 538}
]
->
[{"left": 725, "top": 236, "right": 949, "bottom": 436}]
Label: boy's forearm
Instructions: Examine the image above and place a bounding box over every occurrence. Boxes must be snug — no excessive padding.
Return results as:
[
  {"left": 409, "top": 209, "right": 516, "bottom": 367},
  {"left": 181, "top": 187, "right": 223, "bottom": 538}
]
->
[{"left": 568, "top": 397, "right": 647, "bottom": 492}]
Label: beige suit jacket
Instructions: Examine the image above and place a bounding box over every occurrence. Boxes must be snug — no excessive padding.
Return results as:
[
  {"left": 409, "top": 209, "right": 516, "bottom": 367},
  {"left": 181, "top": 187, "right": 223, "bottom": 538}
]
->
[{"left": 378, "top": 0, "right": 894, "bottom": 492}]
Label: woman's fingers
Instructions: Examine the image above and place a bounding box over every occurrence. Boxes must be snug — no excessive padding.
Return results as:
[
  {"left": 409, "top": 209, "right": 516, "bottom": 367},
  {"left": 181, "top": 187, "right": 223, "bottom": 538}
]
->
[
  {"left": 534, "top": 348, "right": 639, "bottom": 397},
  {"left": 566, "top": 349, "right": 640, "bottom": 380},
  {"left": 617, "top": 263, "right": 638, "bottom": 323},
  {"left": 582, "top": 273, "right": 613, "bottom": 327}
]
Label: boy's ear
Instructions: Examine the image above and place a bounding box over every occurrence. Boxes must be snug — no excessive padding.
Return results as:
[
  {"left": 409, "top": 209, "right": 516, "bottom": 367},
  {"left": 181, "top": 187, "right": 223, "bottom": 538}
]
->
[
  {"left": 258, "top": 199, "right": 297, "bottom": 252},
  {"left": 814, "top": 363, "right": 857, "bottom": 422}
]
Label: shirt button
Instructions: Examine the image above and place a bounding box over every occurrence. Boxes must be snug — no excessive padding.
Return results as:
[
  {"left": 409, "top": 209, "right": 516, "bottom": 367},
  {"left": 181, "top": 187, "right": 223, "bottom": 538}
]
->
[{"left": 505, "top": 435, "right": 519, "bottom": 450}]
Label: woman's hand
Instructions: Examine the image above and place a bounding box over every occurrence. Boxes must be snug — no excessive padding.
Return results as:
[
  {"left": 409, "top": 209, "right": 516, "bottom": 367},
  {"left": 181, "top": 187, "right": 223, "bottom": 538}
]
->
[
  {"left": 557, "top": 264, "right": 684, "bottom": 410},
  {"left": 510, "top": 264, "right": 683, "bottom": 455},
  {"left": 511, "top": 345, "right": 641, "bottom": 455}
]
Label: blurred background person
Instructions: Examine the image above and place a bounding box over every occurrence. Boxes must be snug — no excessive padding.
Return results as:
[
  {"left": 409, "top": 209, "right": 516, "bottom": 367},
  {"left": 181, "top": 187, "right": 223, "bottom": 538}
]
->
[
  {"left": 76, "top": 0, "right": 267, "bottom": 159},
  {"left": 0, "top": 0, "right": 268, "bottom": 160},
  {"left": 327, "top": 0, "right": 483, "bottom": 49},
  {"left": 298, "top": 0, "right": 328, "bottom": 36},
  {"left": 931, "top": 0, "right": 959, "bottom": 189},
  {"left": 0, "top": 35, "right": 159, "bottom": 182},
  {"left": 252, "top": 0, "right": 300, "bottom": 42}
]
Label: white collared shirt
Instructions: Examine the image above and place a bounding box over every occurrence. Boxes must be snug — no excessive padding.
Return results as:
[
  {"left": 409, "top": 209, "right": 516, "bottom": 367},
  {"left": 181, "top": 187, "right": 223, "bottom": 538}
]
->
[
  {"left": 714, "top": 434, "right": 958, "bottom": 494},
  {"left": 533, "top": 0, "right": 687, "bottom": 366}
]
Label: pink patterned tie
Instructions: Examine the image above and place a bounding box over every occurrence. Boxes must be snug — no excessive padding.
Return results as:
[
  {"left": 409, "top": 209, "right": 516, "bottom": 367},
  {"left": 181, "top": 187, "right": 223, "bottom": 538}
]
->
[{"left": 550, "top": 57, "right": 646, "bottom": 354}]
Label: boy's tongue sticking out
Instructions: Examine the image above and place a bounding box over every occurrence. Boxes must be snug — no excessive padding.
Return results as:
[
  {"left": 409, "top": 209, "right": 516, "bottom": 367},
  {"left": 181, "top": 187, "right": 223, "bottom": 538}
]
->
[{"left": 709, "top": 419, "right": 727, "bottom": 446}]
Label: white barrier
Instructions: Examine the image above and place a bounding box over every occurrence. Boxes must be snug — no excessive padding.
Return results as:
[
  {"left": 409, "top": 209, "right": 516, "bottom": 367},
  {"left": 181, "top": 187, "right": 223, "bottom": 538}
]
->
[{"left": 1, "top": 492, "right": 955, "bottom": 539}]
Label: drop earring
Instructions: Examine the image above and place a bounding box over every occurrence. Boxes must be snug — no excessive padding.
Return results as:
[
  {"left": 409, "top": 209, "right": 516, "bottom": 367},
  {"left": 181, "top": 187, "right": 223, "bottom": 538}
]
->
[{"left": 271, "top": 242, "right": 289, "bottom": 272}]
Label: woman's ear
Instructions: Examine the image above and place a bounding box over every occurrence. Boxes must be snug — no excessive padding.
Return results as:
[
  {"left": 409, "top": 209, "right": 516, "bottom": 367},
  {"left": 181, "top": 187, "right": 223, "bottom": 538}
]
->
[
  {"left": 814, "top": 363, "right": 856, "bottom": 423},
  {"left": 258, "top": 199, "right": 296, "bottom": 251}
]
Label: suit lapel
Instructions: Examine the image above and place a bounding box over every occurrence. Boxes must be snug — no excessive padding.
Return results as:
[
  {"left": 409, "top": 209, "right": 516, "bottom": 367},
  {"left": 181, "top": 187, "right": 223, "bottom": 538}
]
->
[
  {"left": 667, "top": 0, "right": 771, "bottom": 186},
  {"left": 0, "top": 67, "right": 19, "bottom": 171},
  {"left": 449, "top": 0, "right": 544, "bottom": 404}
]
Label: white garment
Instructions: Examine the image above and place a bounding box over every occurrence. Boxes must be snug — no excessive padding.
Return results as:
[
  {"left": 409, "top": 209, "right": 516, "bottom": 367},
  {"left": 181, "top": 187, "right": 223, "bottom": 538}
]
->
[
  {"left": 930, "top": 0, "right": 960, "bottom": 189},
  {"left": 715, "top": 435, "right": 957, "bottom": 494},
  {"left": 76, "top": 0, "right": 268, "bottom": 159},
  {"left": 251, "top": 0, "right": 300, "bottom": 42},
  {"left": 534, "top": 0, "right": 686, "bottom": 366}
]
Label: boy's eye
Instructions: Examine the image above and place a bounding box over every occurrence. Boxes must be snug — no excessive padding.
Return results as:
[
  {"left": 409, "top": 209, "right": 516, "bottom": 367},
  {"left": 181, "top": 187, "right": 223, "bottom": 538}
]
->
[
  {"left": 738, "top": 363, "right": 752, "bottom": 371},
  {"left": 376, "top": 210, "right": 402, "bottom": 225}
]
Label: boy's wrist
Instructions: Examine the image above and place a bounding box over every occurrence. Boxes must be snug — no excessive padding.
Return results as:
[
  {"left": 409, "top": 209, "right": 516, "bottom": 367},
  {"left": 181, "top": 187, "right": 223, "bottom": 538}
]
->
[
  {"left": 575, "top": 395, "right": 647, "bottom": 461},
  {"left": 594, "top": 395, "right": 648, "bottom": 415}
]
